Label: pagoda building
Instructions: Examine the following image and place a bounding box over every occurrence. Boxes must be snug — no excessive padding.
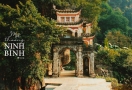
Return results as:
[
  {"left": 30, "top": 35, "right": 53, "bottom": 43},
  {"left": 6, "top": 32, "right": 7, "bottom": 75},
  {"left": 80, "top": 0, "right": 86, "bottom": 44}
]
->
[{"left": 56, "top": 9, "right": 94, "bottom": 46}]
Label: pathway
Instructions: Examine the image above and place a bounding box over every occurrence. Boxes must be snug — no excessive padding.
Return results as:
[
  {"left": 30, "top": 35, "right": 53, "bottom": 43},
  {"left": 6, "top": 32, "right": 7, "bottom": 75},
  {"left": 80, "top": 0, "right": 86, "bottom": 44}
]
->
[{"left": 45, "top": 70, "right": 112, "bottom": 90}]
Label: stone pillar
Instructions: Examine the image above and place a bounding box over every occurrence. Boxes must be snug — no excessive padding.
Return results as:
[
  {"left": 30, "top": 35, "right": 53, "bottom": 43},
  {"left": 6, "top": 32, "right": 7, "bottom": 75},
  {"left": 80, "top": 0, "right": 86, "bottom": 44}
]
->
[
  {"left": 52, "top": 47, "right": 59, "bottom": 77},
  {"left": 76, "top": 46, "right": 83, "bottom": 77},
  {"left": 75, "top": 52, "right": 78, "bottom": 77},
  {"left": 89, "top": 53, "right": 95, "bottom": 77},
  {"left": 58, "top": 57, "right": 61, "bottom": 77}
]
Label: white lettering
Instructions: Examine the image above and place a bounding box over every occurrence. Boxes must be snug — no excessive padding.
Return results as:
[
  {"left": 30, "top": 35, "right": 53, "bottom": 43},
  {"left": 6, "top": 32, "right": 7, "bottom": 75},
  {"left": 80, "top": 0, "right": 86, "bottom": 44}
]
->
[
  {"left": 19, "top": 50, "right": 24, "bottom": 56},
  {"left": 12, "top": 50, "right": 18, "bottom": 56},
  {"left": 4, "top": 50, "right": 9, "bottom": 56},
  {"left": 5, "top": 43, "right": 12, "bottom": 49},
  {"left": 19, "top": 43, "right": 24, "bottom": 49},
  {"left": 12, "top": 43, "right": 19, "bottom": 49}
]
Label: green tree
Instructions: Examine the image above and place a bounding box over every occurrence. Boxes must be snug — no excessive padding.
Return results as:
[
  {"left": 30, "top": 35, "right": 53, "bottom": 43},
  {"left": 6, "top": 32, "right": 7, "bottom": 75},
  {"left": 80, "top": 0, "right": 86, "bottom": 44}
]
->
[
  {"left": 124, "top": 8, "right": 132, "bottom": 27},
  {"left": 96, "top": 48, "right": 119, "bottom": 65},
  {"left": 108, "top": 0, "right": 132, "bottom": 28},
  {"left": 97, "top": 2, "right": 129, "bottom": 44},
  {"left": 106, "top": 30, "right": 131, "bottom": 48},
  {"left": 99, "top": 3, "right": 129, "bottom": 32},
  {"left": 96, "top": 47, "right": 132, "bottom": 83},
  {"left": 0, "top": 0, "right": 64, "bottom": 89}
]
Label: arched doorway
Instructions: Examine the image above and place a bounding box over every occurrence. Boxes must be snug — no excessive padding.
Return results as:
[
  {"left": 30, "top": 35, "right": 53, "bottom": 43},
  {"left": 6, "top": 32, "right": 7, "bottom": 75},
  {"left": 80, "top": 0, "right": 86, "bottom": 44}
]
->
[
  {"left": 52, "top": 45, "right": 83, "bottom": 77},
  {"left": 83, "top": 57, "right": 89, "bottom": 76},
  {"left": 59, "top": 48, "right": 76, "bottom": 77},
  {"left": 64, "top": 30, "right": 73, "bottom": 38},
  {"left": 75, "top": 32, "right": 78, "bottom": 37}
]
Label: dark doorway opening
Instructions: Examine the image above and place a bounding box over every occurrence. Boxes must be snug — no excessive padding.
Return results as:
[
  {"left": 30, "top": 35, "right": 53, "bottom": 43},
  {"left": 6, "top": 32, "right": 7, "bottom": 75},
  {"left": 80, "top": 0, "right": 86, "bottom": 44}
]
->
[{"left": 83, "top": 57, "right": 89, "bottom": 76}]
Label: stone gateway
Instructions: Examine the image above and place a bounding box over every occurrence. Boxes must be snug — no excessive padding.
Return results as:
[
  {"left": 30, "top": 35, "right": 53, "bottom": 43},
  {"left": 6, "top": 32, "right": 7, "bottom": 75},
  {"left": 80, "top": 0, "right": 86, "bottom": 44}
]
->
[{"left": 52, "top": 45, "right": 95, "bottom": 77}]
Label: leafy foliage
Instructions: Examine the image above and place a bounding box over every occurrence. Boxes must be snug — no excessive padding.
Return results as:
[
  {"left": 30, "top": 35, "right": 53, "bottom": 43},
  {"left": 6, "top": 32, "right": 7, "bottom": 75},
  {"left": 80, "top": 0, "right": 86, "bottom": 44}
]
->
[
  {"left": 106, "top": 30, "right": 131, "bottom": 48},
  {"left": 108, "top": 0, "right": 132, "bottom": 27},
  {"left": 97, "top": 2, "right": 130, "bottom": 44},
  {"left": 96, "top": 48, "right": 132, "bottom": 84},
  {"left": 0, "top": 0, "right": 64, "bottom": 89},
  {"left": 108, "top": 0, "right": 132, "bottom": 41}
]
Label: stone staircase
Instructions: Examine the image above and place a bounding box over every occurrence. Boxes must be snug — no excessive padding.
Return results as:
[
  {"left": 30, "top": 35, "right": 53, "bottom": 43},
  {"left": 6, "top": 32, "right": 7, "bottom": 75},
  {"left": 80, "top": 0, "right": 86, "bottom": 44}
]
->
[{"left": 59, "top": 70, "right": 75, "bottom": 77}]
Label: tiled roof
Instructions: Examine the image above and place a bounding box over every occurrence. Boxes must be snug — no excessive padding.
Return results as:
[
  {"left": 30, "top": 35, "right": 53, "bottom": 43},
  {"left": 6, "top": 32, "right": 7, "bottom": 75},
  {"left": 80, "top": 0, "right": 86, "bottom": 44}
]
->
[{"left": 56, "top": 9, "right": 80, "bottom": 13}]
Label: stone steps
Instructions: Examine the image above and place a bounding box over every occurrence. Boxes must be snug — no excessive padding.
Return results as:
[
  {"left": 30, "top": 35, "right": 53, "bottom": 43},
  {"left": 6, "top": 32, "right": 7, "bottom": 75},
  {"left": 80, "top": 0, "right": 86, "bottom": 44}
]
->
[{"left": 59, "top": 70, "right": 75, "bottom": 77}]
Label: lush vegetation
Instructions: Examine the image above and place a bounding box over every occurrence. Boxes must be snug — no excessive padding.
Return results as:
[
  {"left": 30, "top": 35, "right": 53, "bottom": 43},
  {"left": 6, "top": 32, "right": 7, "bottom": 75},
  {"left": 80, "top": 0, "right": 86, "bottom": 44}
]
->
[
  {"left": 95, "top": 2, "right": 132, "bottom": 89},
  {"left": 108, "top": 0, "right": 132, "bottom": 28},
  {"left": 97, "top": 2, "right": 132, "bottom": 45},
  {"left": 0, "top": 0, "right": 64, "bottom": 89},
  {"left": 95, "top": 47, "right": 132, "bottom": 89}
]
